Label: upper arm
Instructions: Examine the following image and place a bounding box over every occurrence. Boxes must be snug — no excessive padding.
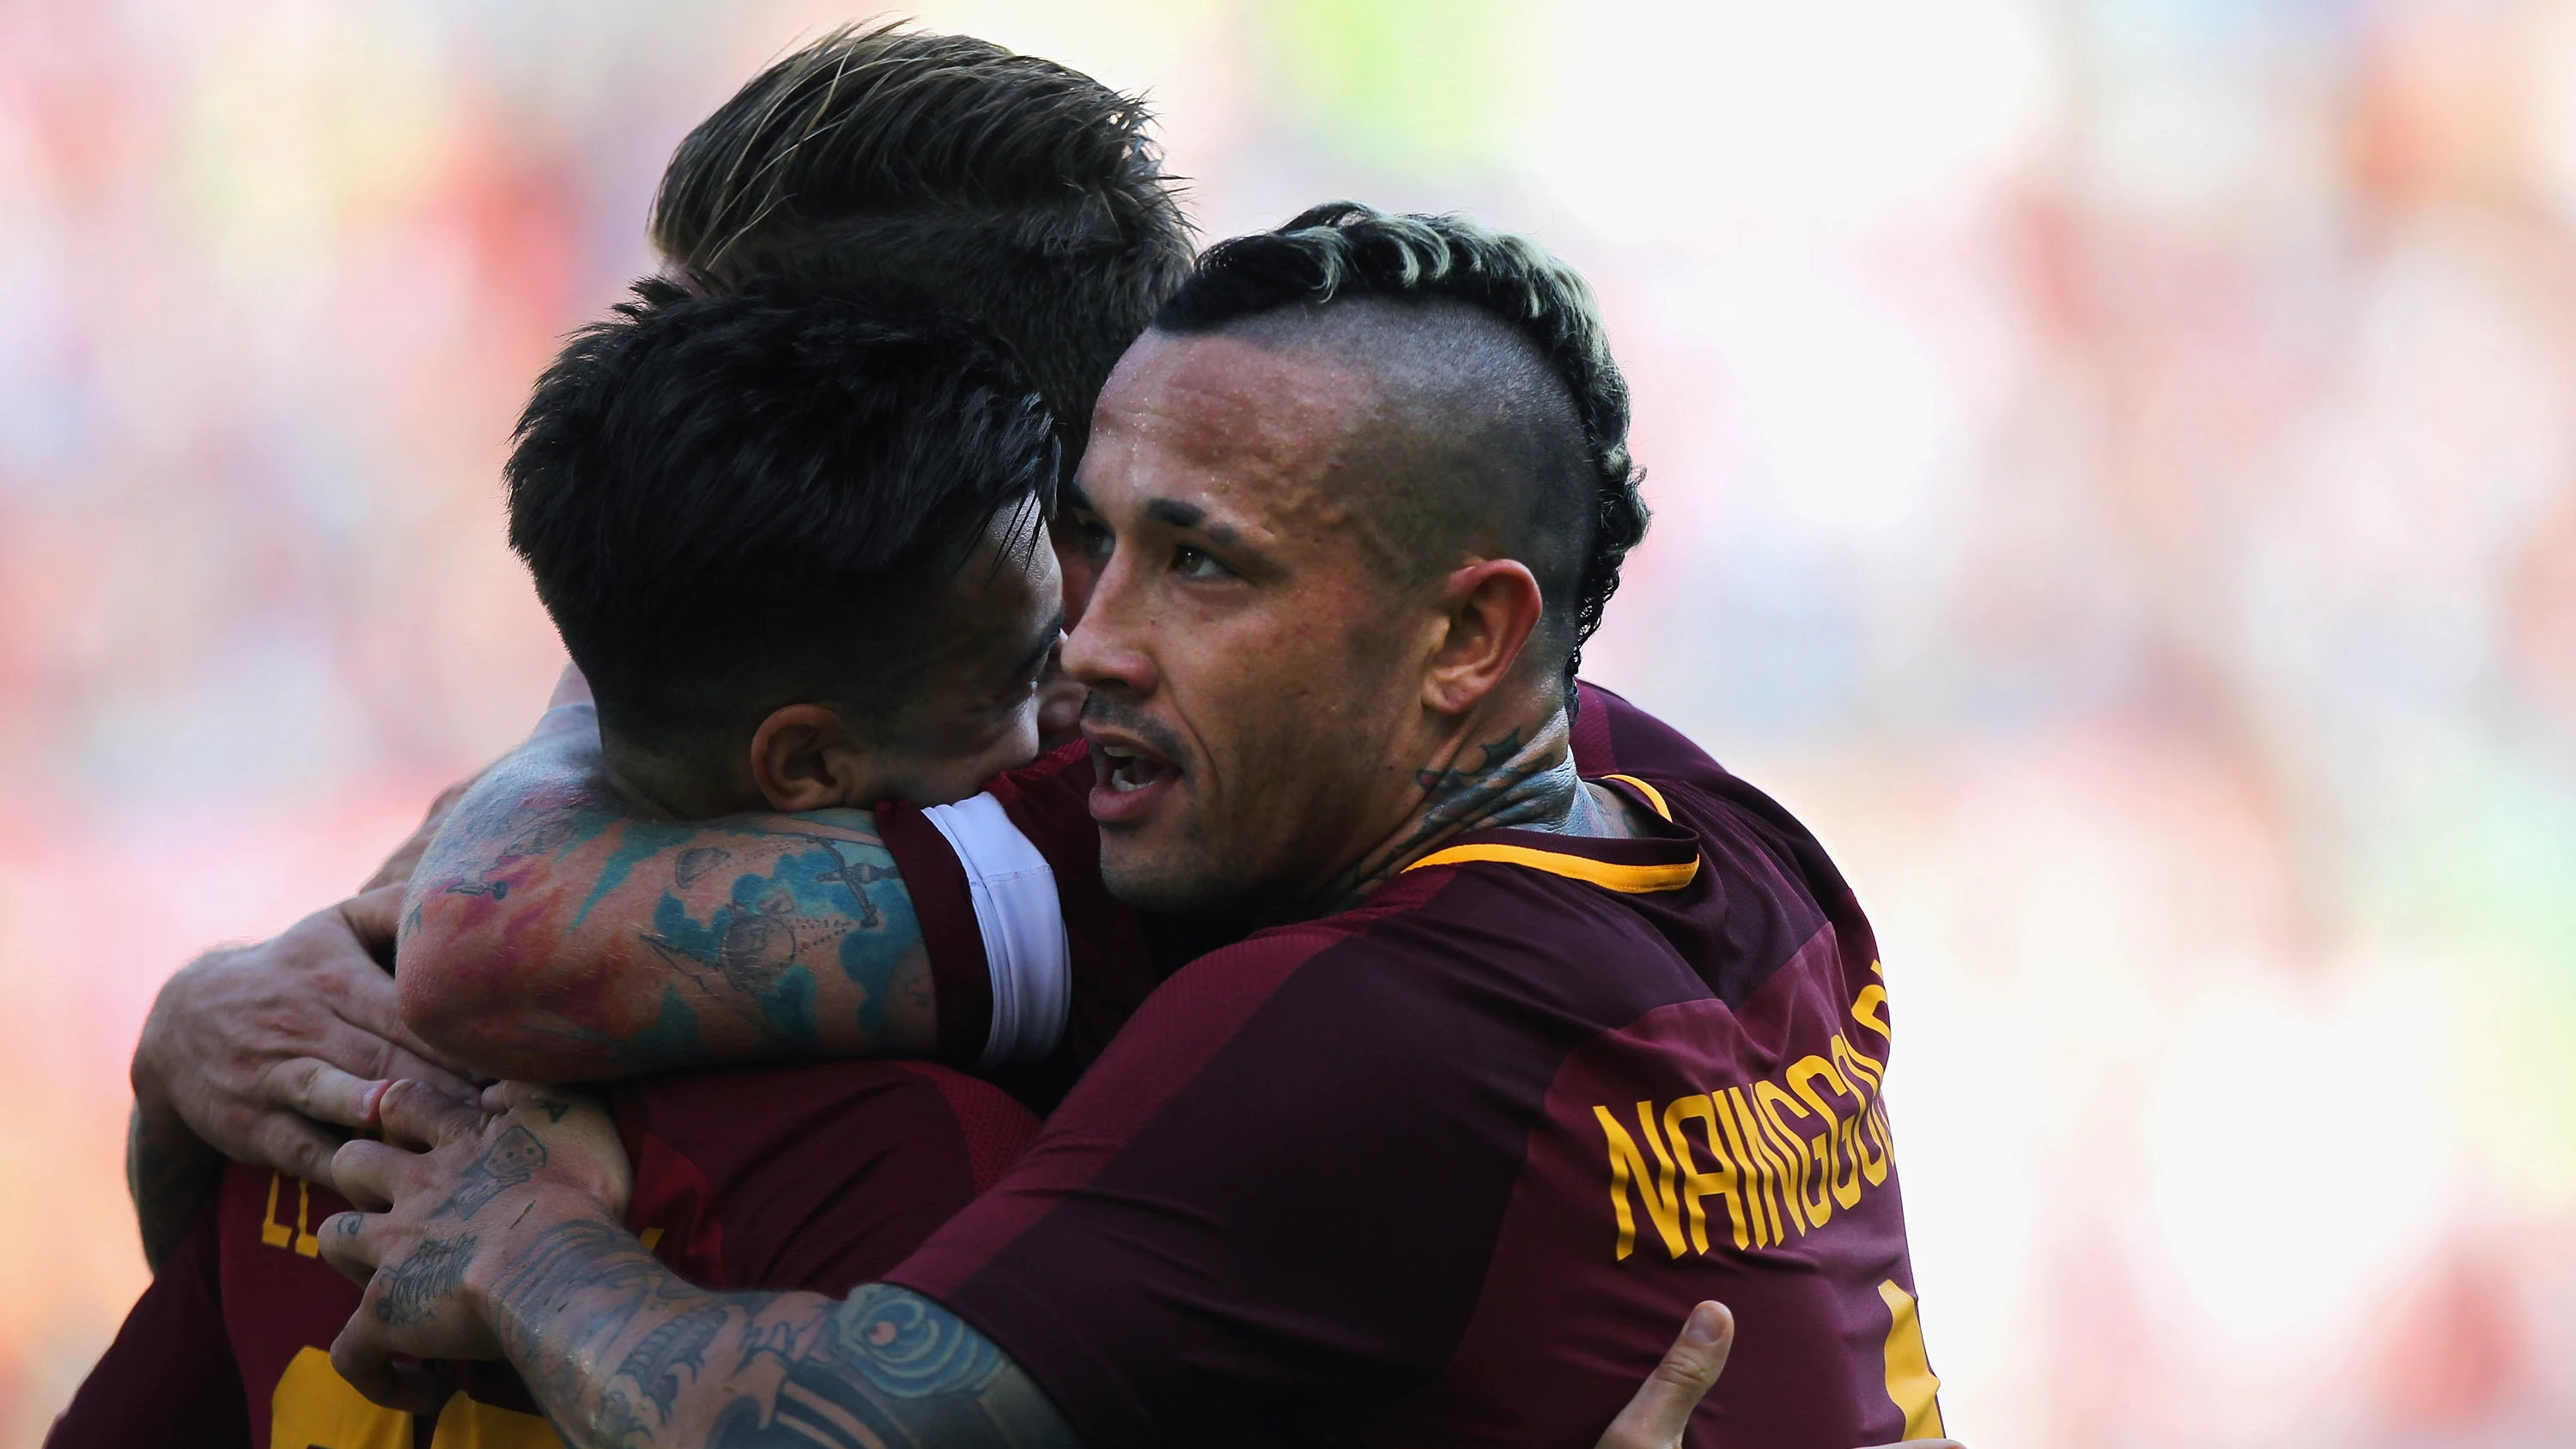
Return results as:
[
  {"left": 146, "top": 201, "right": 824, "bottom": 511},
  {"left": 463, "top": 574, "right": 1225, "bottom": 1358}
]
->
[{"left": 394, "top": 710, "right": 939, "bottom": 1080}]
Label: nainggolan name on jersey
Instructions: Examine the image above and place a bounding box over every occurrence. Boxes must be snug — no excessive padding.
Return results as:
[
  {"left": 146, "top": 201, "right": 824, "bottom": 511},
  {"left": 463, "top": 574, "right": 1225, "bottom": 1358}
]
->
[{"left": 1595, "top": 968, "right": 1897, "bottom": 1260}]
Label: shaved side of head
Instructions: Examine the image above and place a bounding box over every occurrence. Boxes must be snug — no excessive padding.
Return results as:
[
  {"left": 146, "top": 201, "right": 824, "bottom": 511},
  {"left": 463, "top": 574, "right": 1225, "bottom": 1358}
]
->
[
  {"left": 1148, "top": 204, "right": 1648, "bottom": 684},
  {"left": 1205, "top": 295, "right": 1597, "bottom": 660}
]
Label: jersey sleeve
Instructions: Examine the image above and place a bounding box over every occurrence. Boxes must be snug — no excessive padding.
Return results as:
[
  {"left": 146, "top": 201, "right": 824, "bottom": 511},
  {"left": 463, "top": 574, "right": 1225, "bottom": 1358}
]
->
[
  {"left": 45, "top": 1207, "right": 249, "bottom": 1449},
  {"left": 881, "top": 903, "right": 1540, "bottom": 1443},
  {"left": 877, "top": 742, "right": 1203, "bottom": 1088}
]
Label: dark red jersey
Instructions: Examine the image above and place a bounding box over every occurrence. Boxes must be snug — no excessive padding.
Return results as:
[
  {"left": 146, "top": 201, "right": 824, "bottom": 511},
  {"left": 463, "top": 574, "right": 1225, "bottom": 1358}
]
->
[
  {"left": 885, "top": 684, "right": 1943, "bottom": 1446},
  {"left": 51, "top": 1060, "right": 1036, "bottom": 1449},
  {"left": 44, "top": 1210, "right": 250, "bottom": 1449}
]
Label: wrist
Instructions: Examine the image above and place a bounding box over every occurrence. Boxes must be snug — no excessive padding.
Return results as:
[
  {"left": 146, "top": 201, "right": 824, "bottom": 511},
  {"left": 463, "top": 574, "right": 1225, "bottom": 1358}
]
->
[{"left": 470, "top": 1185, "right": 630, "bottom": 1342}]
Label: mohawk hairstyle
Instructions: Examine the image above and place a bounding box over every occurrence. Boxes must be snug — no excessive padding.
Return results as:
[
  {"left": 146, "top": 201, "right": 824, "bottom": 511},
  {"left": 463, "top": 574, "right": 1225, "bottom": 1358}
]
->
[
  {"left": 1156, "top": 202, "right": 1649, "bottom": 676},
  {"left": 651, "top": 22, "right": 1194, "bottom": 453},
  {"left": 507, "top": 278, "right": 1060, "bottom": 752}
]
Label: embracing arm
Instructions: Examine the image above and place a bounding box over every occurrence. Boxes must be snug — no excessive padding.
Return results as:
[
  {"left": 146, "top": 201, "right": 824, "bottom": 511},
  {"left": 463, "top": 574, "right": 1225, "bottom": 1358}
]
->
[
  {"left": 396, "top": 706, "right": 939, "bottom": 1082},
  {"left": 491, "top": 1233, "right": 1068, "bottom": 1449},
  {"left": 322, "top": 1085, "right": 1072, "bottom": 1449}
]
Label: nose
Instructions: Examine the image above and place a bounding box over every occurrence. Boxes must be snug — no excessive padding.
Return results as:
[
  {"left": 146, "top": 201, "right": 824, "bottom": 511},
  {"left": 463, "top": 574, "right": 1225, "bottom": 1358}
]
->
[{"left": 1059, "top": 556, "right": 1158, "bottom": 700}]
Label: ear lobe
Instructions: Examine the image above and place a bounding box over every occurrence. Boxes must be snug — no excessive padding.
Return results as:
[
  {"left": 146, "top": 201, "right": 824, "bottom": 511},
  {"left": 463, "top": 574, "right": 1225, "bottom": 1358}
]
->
[
  {"left": 749, "top": 704, "right": 868, "bottom": 811},
  {"left": 1423, "top": 560, "right": 1546, "bottom": 716}
]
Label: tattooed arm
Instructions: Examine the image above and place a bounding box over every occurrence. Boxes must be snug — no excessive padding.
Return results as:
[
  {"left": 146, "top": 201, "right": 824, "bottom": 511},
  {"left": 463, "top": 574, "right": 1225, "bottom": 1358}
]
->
[
  {"left": 322, "top": 1083, "right": 1076, "bottom": 1449},
  {"left": 397, "top": 706, "right": 939, "bottom": 1082}
]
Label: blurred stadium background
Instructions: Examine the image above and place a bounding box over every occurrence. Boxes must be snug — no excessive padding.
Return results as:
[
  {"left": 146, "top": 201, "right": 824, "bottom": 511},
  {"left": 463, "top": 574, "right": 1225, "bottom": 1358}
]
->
[{"left": 3, "top": 1, "right": 2573, "bottom": 1443}]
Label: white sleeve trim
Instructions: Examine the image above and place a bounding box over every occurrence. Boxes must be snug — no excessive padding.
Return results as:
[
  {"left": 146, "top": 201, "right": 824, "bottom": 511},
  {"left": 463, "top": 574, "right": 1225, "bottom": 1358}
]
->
[{"left": 919, "top": 792, "right": 1070, "bottom": 1070}]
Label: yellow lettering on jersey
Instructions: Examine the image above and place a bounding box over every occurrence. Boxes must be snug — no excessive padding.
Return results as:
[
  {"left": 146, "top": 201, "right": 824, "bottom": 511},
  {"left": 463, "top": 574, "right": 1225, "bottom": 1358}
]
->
[
  {"left": 259, "top": 1173, "right": 323, "bottom": 1255},
  {"left": 1595, "top": 1103, "right": 1687, "bottom": 1259},
  {"left": 1753, "top": 1080, "right": 1830, "bottom": 1230},
  {"left": 270, "top": 1346, "right": 410, "bottom": 1449},
  {"left": 262, "top": 1173, "right": 295, "bottom": 1249},
  {"left": 429, "top": 1389, "right": 562, "bottom": 1448},
  {"left": 1596, "top": 979, "right": 1907, "bottom": 1262},
  {"left": 1876, "top": 1281, "right": 1945, "bottom": 1440},
  {"left": 295, "top": 1176, "right": 322, "bottom": 1256},
  {"left": 1660, "top": 1094, "right": 1748, "bottom": 1253},
  {"left": 638, "top": 1226, "right": 665, "bottom": 1253},
  {"left": 1704, "top": 1088, "right": 1777, "bottom": 1247}
]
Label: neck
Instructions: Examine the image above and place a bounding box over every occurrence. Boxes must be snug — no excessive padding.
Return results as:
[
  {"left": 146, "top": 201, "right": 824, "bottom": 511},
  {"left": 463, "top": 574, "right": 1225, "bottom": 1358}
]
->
[
  {"left": 598, "top": 730, "right": 759, "bottom": 822},
  {"left": 1303, "top": 694, "right": 1613, "bottom": 918}
]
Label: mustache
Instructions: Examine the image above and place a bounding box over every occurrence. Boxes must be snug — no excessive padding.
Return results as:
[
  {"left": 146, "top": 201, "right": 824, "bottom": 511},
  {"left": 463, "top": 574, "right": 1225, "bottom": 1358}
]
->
[{"left": 1079, "top": 693, "right": 1189, "bottom": 767}]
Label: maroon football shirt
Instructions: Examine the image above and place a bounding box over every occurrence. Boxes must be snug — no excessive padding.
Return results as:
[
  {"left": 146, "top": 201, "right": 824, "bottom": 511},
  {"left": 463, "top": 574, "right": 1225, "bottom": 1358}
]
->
[
  {"left": 49, "top": 1060, "right": 1036, "bottom": 1448},
  {"left": 884, "top": 683, "right": 1944, "bottom": 1446}
]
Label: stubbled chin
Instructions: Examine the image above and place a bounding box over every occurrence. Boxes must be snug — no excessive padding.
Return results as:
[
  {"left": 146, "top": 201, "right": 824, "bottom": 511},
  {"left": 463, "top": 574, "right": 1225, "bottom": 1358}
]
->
[{"left": 1098, "top": 836, "right": 1220, "bottom": 913}]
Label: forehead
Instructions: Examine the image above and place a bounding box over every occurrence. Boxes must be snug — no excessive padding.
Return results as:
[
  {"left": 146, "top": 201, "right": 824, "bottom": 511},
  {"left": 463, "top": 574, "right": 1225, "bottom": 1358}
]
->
[
  {"left": 907, "top": 508, "right": 1057, "bottom": 678},
  {"left": 1081, "top": 330, "right": 1382, "bottom": 535}
]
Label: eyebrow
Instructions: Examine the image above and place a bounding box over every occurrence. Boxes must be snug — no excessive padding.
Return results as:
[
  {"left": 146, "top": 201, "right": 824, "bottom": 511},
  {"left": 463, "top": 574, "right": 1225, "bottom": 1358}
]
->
[{"left": 1144, "top": 496, "right": 1253, "bottom": 552}]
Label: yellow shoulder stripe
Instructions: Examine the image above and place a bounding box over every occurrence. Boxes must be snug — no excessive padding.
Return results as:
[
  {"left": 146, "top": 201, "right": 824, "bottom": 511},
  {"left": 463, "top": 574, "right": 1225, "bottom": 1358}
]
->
[
  {"left": 1602, "top": 773, "right": 1672, "bottom": 821},
  {"left": 1404, "top": 842, "right": 1698, "bottom": 894}
]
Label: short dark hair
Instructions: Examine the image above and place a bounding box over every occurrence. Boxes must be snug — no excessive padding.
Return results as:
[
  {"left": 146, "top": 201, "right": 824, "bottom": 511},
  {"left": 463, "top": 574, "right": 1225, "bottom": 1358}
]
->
[
  {"left": 650, "top": 22, "right": 1194, "bottom": 454},
  {"left": 507, "top": 279, "right": 1060, "bottom": 752},
  {"left": 1154, "top": 203, "right": 1648, "bottom": 677}
]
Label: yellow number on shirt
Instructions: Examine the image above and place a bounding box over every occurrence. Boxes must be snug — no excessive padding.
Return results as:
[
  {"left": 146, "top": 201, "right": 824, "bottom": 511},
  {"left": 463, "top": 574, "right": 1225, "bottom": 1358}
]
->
[
  {"left": 269, "top": 1346, "right": 561, "bottom": 1448},
  {"left": 270, "top": 1348, "right": 410, "bottom": 1449},
  {"left": 1876, "top": 1280, "right": 1945, "bottom": 1440}
]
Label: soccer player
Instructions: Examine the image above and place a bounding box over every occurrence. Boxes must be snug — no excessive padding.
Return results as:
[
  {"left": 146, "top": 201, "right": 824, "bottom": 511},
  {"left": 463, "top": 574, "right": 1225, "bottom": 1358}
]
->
[
  {"left": 322, "top": 206, "right": 1947, "bottom": 1447},
  {"left": 50, "top": 279, "right": 1072, "bottom": 1447},
  {"left": 119, "top": 19, "right": 1189, "bottom": 1270}
]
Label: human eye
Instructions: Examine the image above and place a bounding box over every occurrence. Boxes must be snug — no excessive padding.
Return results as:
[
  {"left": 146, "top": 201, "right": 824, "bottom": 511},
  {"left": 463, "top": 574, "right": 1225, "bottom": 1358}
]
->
[
  {"left": 1172, "top": 544, "right": 1236, "bottom": 580},
  {"left": 1070, "top": 511, "right": 1114, "bottom": 560}
]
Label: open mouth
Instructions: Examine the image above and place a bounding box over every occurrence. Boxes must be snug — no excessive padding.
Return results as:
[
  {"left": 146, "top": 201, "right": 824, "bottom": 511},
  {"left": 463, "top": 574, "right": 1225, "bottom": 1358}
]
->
[
  {"left": 1088, "top": 734, "right": 1182, "bottom": 824},
  {"left": 1099, "top": 743, "right": 1175, "bottom": 793}
]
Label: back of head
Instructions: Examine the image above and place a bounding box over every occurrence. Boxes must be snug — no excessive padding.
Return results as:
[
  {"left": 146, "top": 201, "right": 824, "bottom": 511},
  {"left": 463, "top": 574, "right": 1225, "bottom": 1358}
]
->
[
  {"left": 507, "top": 278, "right": 1060, "bottom": 763},
  {"left": 651, "top": 23, "right": 1194, "bottom": 452},
  {"left": 1151, "top": 203, "right": 1648, "bottom": 681}
]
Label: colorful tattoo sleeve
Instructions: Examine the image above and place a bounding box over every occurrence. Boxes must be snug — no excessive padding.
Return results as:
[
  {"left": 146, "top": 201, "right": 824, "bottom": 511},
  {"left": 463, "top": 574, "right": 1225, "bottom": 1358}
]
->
[{"left": 394, "top": 709, "right": 939, "bottom": 1081}]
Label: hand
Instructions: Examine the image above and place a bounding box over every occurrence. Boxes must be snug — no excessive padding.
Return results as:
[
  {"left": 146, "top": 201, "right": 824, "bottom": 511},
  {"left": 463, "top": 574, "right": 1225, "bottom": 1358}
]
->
[
  {"left": 131, "top": 888, "right": 480, "bottom": 1190},
  {"left": 321, "top": 1080, "right": 633, "bottom": 1410},
  {"left": 1591, "top": 1301, "right": 1962, "bottom": 1449},
  {"left": 1594, "top": 1301, "right": 1733, "bottom": 1449}
]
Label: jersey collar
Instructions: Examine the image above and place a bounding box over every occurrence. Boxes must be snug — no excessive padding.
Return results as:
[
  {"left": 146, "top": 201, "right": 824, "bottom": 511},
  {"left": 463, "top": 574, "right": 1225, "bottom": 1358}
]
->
[{"left": 1400, "top": 774, "right": 1700, "bottom": 894}]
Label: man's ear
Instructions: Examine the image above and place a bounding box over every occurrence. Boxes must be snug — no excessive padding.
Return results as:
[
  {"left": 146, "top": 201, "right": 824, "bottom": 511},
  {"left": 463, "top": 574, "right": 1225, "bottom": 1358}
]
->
[
  {"left": 747, "top": 704, "right": 878, "bottom": 811},
  {"left": 1423, "top": 559, "right": 1546, "bottom": 716}
]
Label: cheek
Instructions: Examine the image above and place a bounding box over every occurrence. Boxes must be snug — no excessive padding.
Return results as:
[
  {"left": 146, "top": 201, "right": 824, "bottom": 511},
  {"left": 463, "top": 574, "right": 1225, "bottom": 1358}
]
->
[{"left": 1182, "top": 602, "right": 1367, "bottom": 798}]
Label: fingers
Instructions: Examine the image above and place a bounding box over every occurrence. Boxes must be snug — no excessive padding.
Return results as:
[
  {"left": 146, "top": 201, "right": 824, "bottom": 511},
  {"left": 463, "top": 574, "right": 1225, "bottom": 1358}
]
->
[
  {"left": 319, "top": 1210, "right": 441, "bottom": 1413},
  {"left": 377, "top": 1037, "right": 482, "bottom": 1096},
  {"left": 1594, "top": 1301, "right": 1735, "bottom": 1449},
  {"left": 313, "top": 916, "right": 478, "bottom": 1088},
  {"left": 272, "top": 1059, "right": 390, "bottom": 1132},
  {"left": 483, "top": 1080, "right": 595, "bottom": 1118},
  {"left": 317, "top": 1210, "right": 383, "bottom": 1284},
  {"left": 246, "top": 1112, "right": 352, "bottom": 1188},
  {"left": 331, "top": 1140, "right": 410, "bottom": 1211},
  {"left": 337, "top": 884, "right": 408, "bottom": 959},
  {"left": 376, "top": 1077, "right": 489, "bottom": 1151},
  {"left": 329, "top": 1313, "right": 447, "bottom": 1415}
]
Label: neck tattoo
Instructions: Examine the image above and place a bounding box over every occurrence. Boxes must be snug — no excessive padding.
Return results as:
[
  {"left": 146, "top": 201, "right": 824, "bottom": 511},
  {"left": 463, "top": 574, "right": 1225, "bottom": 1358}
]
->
[{"left": 1305, "top": 712, "right": 1595, "bottom": 916}]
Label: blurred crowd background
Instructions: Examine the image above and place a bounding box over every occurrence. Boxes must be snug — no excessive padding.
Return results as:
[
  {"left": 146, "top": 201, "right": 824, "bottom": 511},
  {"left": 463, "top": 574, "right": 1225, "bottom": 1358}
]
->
[{"left": 3, "top": 1, "right": 2573, "bottom": 1444}]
